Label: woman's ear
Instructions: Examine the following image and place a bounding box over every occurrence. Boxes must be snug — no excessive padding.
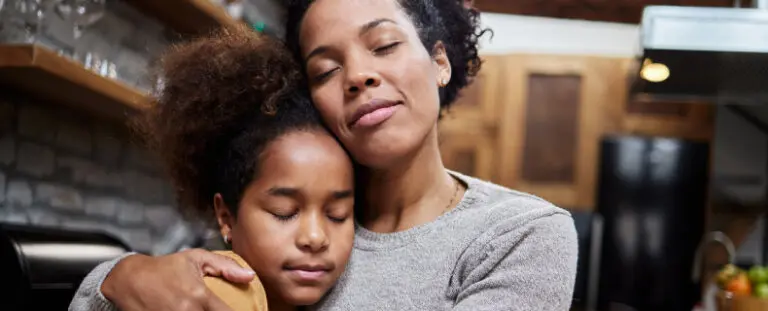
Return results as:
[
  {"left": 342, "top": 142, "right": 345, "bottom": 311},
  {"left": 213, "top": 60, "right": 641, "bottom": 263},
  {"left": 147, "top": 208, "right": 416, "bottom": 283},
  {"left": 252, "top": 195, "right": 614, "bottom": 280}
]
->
[
  {"left": 213, "top": 193, "right": 235, "bottom": 243},
  {"left": 432, "top": 41, "right": 452, "bottom": 87}
]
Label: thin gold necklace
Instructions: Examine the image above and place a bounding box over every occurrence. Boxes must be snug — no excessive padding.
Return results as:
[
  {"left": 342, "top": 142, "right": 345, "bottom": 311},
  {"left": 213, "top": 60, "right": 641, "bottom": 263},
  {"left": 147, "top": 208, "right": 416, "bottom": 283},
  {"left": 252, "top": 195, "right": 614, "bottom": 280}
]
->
[{"left": 444, "top": 178, "right": 461, "bottom": 212}]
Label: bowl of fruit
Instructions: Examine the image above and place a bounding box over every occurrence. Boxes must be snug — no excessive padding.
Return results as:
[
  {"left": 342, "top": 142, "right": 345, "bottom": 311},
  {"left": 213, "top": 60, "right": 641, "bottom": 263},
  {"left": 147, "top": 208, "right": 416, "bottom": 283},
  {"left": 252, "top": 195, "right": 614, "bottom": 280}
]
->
[{"left": 715, "top": 264, "right": 768, "bottom": 311}]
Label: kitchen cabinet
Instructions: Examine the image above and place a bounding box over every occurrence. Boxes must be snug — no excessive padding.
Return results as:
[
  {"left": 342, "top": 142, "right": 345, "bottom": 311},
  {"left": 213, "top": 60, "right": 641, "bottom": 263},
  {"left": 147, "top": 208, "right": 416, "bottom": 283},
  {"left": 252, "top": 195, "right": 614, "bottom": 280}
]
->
[
  {"left": 439, "top": 55, "right": 505, "bottom": 183},
  {"left": 439, "top": 54, "right": 715, "bottom": 210}
]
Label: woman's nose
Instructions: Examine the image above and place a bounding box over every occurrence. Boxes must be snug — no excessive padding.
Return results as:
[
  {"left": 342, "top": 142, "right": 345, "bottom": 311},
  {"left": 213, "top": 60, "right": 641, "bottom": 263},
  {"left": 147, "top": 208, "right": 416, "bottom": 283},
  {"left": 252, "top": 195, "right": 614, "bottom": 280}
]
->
[
  {"left": 296, "top": 214, "right": 330, "bottom": 253},
  {"left": 344, "top": 67, "right": 382, "bottom": 96}
]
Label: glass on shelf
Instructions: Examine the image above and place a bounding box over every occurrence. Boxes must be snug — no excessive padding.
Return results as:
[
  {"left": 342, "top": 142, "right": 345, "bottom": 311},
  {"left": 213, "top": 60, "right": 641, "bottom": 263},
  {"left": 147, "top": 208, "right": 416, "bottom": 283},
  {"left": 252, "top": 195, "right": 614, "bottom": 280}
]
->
[
  {"left": 1, "top": 0, "right": 63, "bottom": 44},
  {"left": 0, "top": 0, "right": 54, "bottom": 44},
  {"left": 54, "top": 0, "right": 105, "bottom": 39}
]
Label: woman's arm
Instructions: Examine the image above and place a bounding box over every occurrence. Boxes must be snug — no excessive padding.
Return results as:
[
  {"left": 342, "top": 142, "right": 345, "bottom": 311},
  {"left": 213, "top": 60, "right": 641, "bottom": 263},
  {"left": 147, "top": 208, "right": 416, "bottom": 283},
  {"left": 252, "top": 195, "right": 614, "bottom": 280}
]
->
[
  {"left": 68, "top": 249, "right": 256, "bottom": 311},
  {"left": 452, "top": 213, "right": 578, "bottom": 311},
  {"left": 69, "top": 253, "right": 133, "bottom": 311}
]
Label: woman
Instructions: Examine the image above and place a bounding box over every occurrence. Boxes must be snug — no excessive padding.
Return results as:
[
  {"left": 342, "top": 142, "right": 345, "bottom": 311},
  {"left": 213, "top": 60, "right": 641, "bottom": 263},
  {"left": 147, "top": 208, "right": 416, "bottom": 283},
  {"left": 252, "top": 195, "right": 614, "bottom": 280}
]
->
[{"left": 69, "top": 1, "right": 578, "bottom": 310}]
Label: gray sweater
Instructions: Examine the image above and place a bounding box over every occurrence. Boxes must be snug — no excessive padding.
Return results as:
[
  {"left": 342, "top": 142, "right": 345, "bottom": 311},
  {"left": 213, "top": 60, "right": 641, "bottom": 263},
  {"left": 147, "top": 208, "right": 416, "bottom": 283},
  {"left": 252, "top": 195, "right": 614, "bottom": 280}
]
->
[{"left": 70, "top": 171, "right": 578, "bottom": 311}]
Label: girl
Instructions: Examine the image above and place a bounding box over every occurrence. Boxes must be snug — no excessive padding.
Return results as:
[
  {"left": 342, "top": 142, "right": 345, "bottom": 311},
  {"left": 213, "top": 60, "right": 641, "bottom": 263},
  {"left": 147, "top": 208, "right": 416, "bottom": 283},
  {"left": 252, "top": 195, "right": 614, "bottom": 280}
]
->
[{"left": 86, "top": 26, "right": 355, "bottom": 311}]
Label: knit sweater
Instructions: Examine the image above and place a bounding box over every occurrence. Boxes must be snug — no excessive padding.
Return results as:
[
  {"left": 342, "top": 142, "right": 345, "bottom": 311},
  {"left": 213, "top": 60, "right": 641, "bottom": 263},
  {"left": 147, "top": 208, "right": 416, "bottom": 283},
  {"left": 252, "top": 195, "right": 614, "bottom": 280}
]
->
[{"left": 69, "top": 171, "right": 578, "bottom": 311}]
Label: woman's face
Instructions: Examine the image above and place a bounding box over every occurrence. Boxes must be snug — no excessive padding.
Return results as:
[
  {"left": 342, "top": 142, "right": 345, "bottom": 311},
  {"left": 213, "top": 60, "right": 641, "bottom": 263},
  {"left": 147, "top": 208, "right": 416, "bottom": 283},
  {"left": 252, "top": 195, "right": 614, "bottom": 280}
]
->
[
  {"left": 299, "top": 0, "right": 451, "bottom": 168},
  {"left": 215, "top": 129, "right": 355, "bottom": 306}
]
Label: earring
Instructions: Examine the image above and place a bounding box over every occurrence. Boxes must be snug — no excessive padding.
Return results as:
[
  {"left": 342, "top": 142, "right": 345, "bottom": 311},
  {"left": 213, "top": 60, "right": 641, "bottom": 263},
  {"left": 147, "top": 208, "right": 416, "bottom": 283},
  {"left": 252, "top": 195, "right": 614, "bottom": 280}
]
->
[
  {"left": 223, "top": 234, "right": 231, "bottom": 244},
  {"left": 440, "top": 78, "right": 449, "bottom": 87}
]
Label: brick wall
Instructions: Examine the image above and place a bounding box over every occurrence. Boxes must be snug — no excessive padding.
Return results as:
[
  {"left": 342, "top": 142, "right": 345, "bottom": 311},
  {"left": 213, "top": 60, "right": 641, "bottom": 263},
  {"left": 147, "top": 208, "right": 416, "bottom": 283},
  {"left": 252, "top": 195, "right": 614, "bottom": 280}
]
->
[{"left": 0, "top": 89, "right": 197, "bottom": 254}]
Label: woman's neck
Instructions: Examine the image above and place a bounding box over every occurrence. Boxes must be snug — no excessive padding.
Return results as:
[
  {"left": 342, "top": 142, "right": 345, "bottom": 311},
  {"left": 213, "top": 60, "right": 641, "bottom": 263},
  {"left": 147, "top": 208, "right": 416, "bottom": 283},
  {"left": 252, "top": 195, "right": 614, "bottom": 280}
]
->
[{"left": 358, "top": 126, "right": 458, "bottom": 233}]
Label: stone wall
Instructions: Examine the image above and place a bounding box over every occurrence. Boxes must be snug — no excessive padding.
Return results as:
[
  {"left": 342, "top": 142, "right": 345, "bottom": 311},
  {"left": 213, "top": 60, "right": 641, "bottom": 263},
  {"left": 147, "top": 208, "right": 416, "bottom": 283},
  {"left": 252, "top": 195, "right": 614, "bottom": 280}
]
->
[{"left": 0, "top": 89, "right": 195, "bottom": 254}]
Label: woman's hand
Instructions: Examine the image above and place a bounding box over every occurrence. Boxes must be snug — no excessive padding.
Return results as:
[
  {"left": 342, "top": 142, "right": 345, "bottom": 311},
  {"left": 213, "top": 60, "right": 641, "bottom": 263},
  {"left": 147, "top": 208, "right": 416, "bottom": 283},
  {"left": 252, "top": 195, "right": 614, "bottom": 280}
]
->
[{"left": 101, "top": 249, "right": 255, "bottom": 311}]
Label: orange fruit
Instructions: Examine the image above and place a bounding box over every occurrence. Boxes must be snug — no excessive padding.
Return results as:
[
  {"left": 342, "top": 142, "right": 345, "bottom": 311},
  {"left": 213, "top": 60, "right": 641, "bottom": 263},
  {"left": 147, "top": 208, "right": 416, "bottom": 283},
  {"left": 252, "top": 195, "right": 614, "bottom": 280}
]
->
[{"left": 726, "top": 273, "right": 752, "bottom": 296}]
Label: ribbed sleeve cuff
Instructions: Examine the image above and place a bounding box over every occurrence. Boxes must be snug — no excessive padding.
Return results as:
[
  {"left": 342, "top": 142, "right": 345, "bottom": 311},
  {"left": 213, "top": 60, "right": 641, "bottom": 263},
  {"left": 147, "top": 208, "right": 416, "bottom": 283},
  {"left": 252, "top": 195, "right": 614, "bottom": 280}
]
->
[{"left": 69, "top": 252, "right": 137, "bottom": 311}]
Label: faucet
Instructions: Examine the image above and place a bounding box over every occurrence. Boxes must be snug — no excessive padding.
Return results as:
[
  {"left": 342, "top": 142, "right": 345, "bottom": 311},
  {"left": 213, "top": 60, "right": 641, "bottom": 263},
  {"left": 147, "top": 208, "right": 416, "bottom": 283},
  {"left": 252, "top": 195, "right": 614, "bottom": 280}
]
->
[{"left": 691, "top": 231, "right": 736, "bottom": 284}]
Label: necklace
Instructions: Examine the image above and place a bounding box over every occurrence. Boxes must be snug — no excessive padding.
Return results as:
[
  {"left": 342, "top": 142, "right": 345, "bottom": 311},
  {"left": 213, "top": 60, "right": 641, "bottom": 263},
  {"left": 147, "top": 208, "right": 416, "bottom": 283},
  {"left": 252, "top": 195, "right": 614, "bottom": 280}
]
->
[{"left": 444, "top": 178, "right": 461, "bottom": 212}]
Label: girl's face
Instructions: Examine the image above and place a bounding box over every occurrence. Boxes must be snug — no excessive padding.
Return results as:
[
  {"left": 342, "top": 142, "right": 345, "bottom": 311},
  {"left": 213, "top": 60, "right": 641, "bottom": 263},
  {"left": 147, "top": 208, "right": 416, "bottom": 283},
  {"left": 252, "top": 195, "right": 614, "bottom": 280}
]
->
[
  {"left": 299, "top": 0, "right": 452, "bottom": 168},
  {"left": 215, "top": 129, "right": 355, "bottom": 306}
]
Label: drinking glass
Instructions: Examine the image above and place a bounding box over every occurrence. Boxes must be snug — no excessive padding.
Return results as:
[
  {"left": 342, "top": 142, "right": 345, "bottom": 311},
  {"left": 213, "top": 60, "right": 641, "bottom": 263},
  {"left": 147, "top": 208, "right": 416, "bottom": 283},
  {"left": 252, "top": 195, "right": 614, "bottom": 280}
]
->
[
  {"left": 13, "top": 0, "right": 62, "bottom": 41},
  {"left": 54, "top": 0, "right": 105, "bottom": 39}
]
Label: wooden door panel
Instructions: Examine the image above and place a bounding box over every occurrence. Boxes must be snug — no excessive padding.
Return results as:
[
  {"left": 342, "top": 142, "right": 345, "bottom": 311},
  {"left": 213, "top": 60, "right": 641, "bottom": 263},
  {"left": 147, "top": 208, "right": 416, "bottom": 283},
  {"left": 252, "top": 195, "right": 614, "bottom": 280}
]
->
[
  {"left": 448, "top": 55, "right": 505, "bottom": 124},
  {"left": 440, "top": 55, "right": 505, "bottom": 182},
  {"left": 439, "top": 117, "right": 498, "bottom": 182},
  {"left": 498, "top": 54, "right": 626, "bottom": 209},
  {"left": 521, "top": 73, "right": 581, "bottom": 183}
]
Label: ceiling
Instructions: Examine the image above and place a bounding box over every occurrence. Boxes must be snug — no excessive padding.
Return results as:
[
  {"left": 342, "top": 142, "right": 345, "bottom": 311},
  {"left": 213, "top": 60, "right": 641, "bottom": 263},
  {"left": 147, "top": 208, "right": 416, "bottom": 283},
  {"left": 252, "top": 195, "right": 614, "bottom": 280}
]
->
[{"left": 473, "top": 0, "right": 749, "bottom": 24}]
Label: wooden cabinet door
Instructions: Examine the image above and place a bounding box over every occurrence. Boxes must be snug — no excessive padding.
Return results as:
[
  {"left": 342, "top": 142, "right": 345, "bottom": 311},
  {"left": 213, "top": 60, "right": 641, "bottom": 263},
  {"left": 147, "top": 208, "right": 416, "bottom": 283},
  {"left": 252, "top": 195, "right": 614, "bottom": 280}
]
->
[
  {"left": 440, "top": 54, "right": 714, "bottom": 210},
  {"left": 439, "top": 55, "right": 505, "bottom": 182},
  {"left": 497, "top": 54, "right": 628, "bottom": 210}
]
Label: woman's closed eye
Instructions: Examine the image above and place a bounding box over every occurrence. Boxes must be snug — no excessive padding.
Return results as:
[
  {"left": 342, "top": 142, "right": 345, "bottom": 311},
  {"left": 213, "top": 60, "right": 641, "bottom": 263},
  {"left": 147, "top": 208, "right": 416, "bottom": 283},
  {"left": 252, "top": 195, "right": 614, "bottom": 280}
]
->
[
  {"left": 373, "top": 42, "right": 401, "bottom": 56},
  {"left": 311, "top": 42, "right": 401, "bottom": 83},
  {"left": 313, "top": 67, "right": 339, "bottom": 83}
]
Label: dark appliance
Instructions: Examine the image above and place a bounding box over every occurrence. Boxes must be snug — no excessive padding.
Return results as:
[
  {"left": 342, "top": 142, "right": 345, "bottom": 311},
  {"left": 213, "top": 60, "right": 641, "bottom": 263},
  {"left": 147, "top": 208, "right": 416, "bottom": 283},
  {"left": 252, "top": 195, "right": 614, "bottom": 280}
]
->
[
  {"left": 571, "top": 211, "right": 604, "bottom": 311},
  {"left": 596, "top": 135, "right": 709, "bottom": 311},
  {"left": 0, "top": 224, "right": 131, "bottom": 310}
]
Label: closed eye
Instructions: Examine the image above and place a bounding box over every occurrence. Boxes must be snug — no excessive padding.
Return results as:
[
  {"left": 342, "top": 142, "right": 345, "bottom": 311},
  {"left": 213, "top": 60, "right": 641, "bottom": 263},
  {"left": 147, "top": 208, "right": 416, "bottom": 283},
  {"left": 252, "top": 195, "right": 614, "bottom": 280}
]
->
[
  {"left": 314, "top": 67, "right": 339, "bottom": 83},
  {"left": 271, "top": 210, "right": 298, "bottom": 222},
  {"left": 328, "top": 215, "right": 347, "bottom": 223},
  {"left": 374, "top": 42, "right": 401, "bottom": 56}
]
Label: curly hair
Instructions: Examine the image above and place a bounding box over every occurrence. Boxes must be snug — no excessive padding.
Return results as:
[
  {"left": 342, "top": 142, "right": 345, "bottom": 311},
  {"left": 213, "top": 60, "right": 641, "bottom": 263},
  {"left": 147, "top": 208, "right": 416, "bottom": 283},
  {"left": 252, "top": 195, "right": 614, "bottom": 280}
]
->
[
  {"left": 132, "top": 25, "right": 322, "bottom": 222},
  {"left": 284, "top": 0, "right": 491, "bottom": 109}
]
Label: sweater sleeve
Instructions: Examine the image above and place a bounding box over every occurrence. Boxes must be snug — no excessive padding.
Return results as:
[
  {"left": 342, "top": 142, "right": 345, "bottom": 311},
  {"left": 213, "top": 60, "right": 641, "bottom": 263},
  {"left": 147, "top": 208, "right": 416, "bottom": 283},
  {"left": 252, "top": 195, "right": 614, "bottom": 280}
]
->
[
  {"left": 451, "top": 212, "right": 578, "bottom": 311},
  {"left": 69, "top": 252, "right": 136, "bottom": 311}
]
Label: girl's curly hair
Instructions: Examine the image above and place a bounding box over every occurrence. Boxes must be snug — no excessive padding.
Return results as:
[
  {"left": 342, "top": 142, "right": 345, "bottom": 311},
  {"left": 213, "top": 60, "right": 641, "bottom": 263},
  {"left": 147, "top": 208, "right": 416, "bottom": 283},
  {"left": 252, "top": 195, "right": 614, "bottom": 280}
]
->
[{"left": 132, "top": 25, "right": 322, "bottom": 222}]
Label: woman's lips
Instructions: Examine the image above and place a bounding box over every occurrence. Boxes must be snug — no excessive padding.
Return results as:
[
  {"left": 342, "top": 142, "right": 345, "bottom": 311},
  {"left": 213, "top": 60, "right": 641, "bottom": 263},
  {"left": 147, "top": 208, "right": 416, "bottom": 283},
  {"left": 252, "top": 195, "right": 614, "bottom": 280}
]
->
[{"left": 349, "top": 99, "right": 401, "bottom": 129}]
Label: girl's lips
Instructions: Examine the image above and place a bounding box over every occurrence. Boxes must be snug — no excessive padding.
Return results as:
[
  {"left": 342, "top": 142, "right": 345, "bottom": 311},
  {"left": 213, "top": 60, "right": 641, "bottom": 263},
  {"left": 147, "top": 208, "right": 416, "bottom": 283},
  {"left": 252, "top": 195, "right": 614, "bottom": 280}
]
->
[{"left": 285, "top": 269, "right": 330, "bottom": 283}]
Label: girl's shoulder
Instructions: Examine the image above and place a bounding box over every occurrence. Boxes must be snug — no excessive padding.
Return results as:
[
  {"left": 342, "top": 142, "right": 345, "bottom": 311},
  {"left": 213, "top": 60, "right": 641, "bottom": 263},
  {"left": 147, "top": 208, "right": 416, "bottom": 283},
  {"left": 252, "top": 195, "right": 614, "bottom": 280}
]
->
[{"left": 204, "top": 251, "right": 269, "bottom": 311}]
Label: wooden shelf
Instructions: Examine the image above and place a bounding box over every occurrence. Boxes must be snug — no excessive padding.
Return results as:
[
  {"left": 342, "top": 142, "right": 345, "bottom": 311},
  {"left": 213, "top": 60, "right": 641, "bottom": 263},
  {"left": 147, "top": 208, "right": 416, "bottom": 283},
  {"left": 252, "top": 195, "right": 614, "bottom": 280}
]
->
[
  {"left": 0, "top": 44, "right": 150, "bottom": 119},
  {"left": 124, "top": 0, "right": 241, "bottom": 35}
]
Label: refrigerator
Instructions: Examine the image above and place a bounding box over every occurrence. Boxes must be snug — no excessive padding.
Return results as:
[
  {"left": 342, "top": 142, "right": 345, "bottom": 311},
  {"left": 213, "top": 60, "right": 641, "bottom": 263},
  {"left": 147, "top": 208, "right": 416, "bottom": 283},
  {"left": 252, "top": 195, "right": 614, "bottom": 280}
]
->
[{"left": 596, "top": 135, "right": 710, "bottom": 311}]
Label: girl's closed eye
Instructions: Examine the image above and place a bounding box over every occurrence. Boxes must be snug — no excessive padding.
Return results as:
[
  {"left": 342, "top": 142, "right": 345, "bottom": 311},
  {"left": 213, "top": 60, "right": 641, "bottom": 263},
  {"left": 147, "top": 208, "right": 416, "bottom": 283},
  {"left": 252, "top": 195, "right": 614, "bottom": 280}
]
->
[
  {"left": 326, "top": 206, "right": 352, "bottom": 223},
  {"left": 271, "top": 209, "right": 298, "bottom": 221}
]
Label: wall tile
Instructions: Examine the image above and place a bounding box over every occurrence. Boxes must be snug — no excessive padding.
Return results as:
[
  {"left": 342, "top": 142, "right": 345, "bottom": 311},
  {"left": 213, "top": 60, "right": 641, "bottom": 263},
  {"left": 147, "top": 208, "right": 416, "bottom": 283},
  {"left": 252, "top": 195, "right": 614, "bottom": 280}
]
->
[
  {"left": 0, "top": 134, "right": 14, "bottom": 166},
  {"left": 35, "top": 183, "right": 84, "bottom": 212},
  {"left": 16, "top": 142, "right": 55, "bottom": 177},
  {"left": 6, "top": 180, "right": 32, "bottom": 207}
]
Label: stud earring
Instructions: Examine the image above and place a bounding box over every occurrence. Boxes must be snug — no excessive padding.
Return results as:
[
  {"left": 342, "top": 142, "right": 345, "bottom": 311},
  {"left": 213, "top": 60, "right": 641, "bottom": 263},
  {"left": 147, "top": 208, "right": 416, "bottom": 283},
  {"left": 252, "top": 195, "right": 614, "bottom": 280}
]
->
[
  {"left": 441, "top": 78, "right": 449, "bottom": 87},
  {"left": 223, "top": 234, "right": 231, "bottom": 244}
]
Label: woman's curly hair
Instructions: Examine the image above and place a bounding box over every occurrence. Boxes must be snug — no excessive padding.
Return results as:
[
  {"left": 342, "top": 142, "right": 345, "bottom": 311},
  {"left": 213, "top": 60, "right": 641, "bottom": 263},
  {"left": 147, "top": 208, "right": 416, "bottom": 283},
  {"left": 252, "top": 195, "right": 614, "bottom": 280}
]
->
[
  {"left": 284, "top": 0, "right": 491, "bottom": 109},
  {"left": 132, "top": 25, "right": 322, "bottom": 222}
]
